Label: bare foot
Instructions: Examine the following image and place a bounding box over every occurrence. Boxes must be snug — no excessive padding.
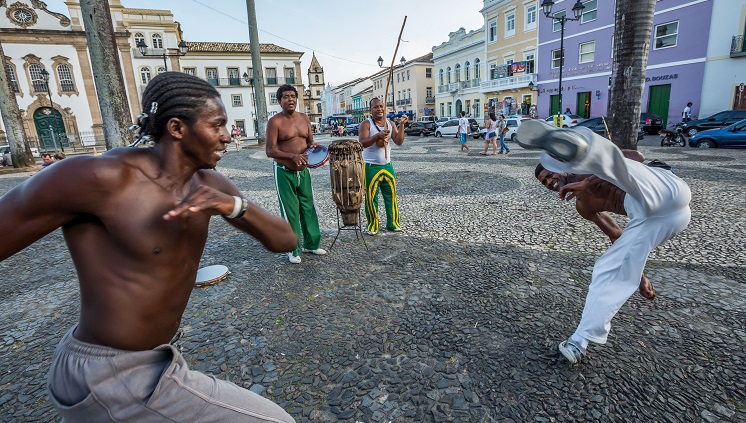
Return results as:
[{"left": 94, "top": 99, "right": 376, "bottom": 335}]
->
[{"left": 639, "top": 275, "right": 656, "bottom": 300}]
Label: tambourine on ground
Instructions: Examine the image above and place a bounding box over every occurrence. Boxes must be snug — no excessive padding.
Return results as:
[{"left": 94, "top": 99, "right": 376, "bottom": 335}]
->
[
  {"left": 305, "top": 144, "right": 329, "bottom": 169},
  {"left": 194, "top": 264, "right": 230, "bottom": 288}
]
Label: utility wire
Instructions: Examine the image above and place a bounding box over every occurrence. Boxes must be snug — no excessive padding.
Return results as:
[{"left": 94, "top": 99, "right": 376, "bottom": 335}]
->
[{"left": 188, "top": 0, "right": 379, "bottom": 68}]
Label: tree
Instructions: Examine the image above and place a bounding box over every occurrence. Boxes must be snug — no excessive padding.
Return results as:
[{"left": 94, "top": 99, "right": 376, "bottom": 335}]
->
[
  {"left": 0, "top": 42, "right": 34, "bottom": 168},
  {"left": 607, "top": 0, "right": 657, "bottom": 150},
  {"left": 79, "top": 0, "right": 132, "bottom": 150}
]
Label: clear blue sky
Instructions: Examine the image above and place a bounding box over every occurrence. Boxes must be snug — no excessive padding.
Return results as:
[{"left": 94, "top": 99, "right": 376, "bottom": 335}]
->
[{"left": 44, "top": 0, "right": 486, "bottom": 86}]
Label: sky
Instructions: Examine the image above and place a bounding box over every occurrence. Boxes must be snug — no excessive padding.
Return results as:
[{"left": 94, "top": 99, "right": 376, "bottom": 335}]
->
[{"left": 44, "top": 0, "right": 486, "bottom": 87}]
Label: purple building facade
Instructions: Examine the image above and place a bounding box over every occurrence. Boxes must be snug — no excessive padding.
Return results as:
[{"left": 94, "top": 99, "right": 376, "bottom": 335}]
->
[{"left": 536, "top": 0, "right": 713, "bottom": 127}]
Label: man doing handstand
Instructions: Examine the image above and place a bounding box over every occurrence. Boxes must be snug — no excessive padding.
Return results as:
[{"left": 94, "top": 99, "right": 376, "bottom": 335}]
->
[{"left": 517, "top": 120, "right": 691, "bottom": 364}]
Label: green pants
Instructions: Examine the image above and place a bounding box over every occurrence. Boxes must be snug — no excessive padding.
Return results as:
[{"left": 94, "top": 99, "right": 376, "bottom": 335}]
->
[
  {"left": 273, "top": 162, "right": 321, "bottom": 256},
  {"left": 364, "top": 162, "right": 400, "bottom": 233}
]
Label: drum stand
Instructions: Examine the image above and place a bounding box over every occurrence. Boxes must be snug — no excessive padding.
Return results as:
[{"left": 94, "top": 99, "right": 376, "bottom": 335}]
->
[{"left": 328, "top": 209, "right": 369, "bottom": 251}]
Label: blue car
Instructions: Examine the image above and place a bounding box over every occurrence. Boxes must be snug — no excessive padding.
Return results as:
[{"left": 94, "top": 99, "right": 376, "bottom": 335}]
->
[{"left": 688, "top": 119, "right": 746, "bottom": 149}]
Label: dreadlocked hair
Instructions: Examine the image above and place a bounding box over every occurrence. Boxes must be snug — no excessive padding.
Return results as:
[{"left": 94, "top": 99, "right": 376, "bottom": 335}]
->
[{"left": 137, "top": 71, "right": 220, "bottom": 142}]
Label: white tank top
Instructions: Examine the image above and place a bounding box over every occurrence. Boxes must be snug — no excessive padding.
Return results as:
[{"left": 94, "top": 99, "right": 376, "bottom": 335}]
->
[{"left": 362, "top": 117, "right": 392, "bottom": 165}]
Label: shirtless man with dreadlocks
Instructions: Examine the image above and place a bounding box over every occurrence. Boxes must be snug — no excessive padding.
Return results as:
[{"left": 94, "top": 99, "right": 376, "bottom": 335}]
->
[{"left": 0, "top": 72, "right": 297, "bottom": 422}]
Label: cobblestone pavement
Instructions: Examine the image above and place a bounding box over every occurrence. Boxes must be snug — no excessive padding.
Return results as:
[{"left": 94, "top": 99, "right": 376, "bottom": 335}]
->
[{"left": 1, "top": 135, "right": 744, "bottom": 422}]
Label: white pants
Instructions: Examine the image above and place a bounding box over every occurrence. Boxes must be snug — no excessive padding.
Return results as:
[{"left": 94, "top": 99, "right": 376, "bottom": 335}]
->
[{"left": 541, "top": 127, "right": 691, "bottom": 344}]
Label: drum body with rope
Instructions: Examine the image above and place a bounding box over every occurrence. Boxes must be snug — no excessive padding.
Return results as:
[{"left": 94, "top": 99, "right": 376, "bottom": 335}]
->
[{"left": 328, "top": 139, "right": 364, "bottom": 226}]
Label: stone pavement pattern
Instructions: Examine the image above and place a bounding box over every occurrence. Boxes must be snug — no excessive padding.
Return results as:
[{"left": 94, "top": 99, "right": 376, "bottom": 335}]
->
[{"left": 0, "top": 135, "right": 744, "bottom": 422}]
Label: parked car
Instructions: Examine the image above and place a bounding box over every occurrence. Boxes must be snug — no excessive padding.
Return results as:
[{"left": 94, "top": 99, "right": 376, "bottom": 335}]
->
[
  {"left": 434, "top": 118, "right": 480, "bottom": 138},
  {"left": 574, "top": 117, "right": 645, "bottom": 141},
  {"left": 681, "top": 110, "right": 746, "bottom": 137},
  {"left": 417, "top": 116, "right": 438, "bottom": 124},
  {"left": 479, "top": 117, "right": 531, "bottom": 141},
  {"left": 435, "top": 116, "right": 456, "bottom": 127},
  {"left": 404, "top": 122, "right": 437, "bottom": 137},
  {"left": 639, "top": 112, "right": 663, "bottom": 134},
  {"left": 688, "top": 119, "right": 746, "bottom": 149},
  {"left": 543, "top": 114, "right": 587, "bottom": 127},
  {"left": 343, "top": 123, "right": 360, "bottom": 136},
  {"left": 1, "top": 144, "right": 11, "bottom": 166}
]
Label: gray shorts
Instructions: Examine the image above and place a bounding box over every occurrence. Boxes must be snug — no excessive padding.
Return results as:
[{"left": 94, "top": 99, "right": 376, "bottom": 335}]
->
[{"left": 47, "top": 326, "right": 295, "bottom": 423}]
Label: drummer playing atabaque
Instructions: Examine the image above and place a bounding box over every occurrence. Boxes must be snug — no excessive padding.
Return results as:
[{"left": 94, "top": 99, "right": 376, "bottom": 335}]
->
[
  {"left": 266, "top": 84, "right": 327, "bottom": 264},
  {"left": 0, "top": 72, "right": 298, "bottom": 422}
]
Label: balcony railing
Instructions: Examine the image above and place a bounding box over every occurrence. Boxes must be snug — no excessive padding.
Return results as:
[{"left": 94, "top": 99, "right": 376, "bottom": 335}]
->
[
  {"left": 480, "top": 73, "right": 537, "bottom": 93},
  {"left": 731, "top": 35, "right": 746, "bottom": 58},
  {"left": 438, "top": 85, "right": 448, "bottom": 93},
  {"left": 396, "top": 98, "right": 412, "bottom": 106},
  {"left": 448, "top": 82, "right": 459, "bottom": 92},
  {"left": 206, "top": 77, "right": 253, "bottom": 87},
  {"left": 386, "top": 101, "right": 394, "bottom": 107},
  {"left": 425, "top": 96, "right": 435, "bottom": 103}
]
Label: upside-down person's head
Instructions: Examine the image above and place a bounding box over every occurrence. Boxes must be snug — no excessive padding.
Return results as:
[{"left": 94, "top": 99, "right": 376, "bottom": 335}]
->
[
  {"left": 535, "top": 163, "right": 562, "bottom": 192},
  {"left": 138, "top": 72, "right": 221, "bottom": 141}
]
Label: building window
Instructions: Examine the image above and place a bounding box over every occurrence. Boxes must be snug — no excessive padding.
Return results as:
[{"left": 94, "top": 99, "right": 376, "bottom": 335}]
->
[
  {"left": 474, "top": 99, "right": 480, "bottom": 118},
  {"left": 228, "top": 67, "right": 240, "bottom": 85},
  {"left": 407, "top": 70, "right": 410, "bottom": 80},
  {"left": 553, "top": 10, "right": 566, "bottom": 32},
  {"left": 7, "top": 64, "right": 20, "bottom": 92},
  {"left": 447, "top": 102, "right": 452, "bottom": 116},
  {"left": 57, "top": 64, "right": 75, "bottom": 92},
  {"left": 446, "top": 67, "right": 451, "bottom": 84},
  {"left": 505, "top": 12, "right": 515, "bottom": 37},
  {"left": 284, "top": 68, "right": 295, "bottom": 84},
  {"left": 506, "top": 59, "right": 514, "bottom": 77},
  {"left": 465, "top": 61, "right": 470, "bottom": 81},
  {"left": 579, "top": 41, "right": 595, "bottom": 63},
  {"left": 426, "top": 68, "right": 432, "bottom": 78},
  {"left": 407, "top": 88, "right": 411, "bottom": 99},
  {"left": 525, "top": 5, "right": 537, "bottom": 29},
  {"left": 397, "top": 73, "right": 400, "bottom": 83},
  {"left": 488, "top": 20, "right": 497, "bottom": 42},
  {"left": 654, "top": 21, "right": 678, "bottom": 49},
  {"left": 183, "top": 67, "right": 196, "bottom": 76},
  {"left": 266, "top": 68, "right": 277, "bottom": 85},
  {"left": 551, "top": 49, "right": 564, "bottom": 69},
  {"left": 474, "top": 58, "right": 481, "bottom": 80},
  {"left": 156, "top": 66, "right": 166, "bottom": 75},
  {"left": 29, "top": 63, "right": 47, "bottom": 92},
  {"left": 269, "top": 95, "right": 278, "bottom": 105},
  {"left": 134, "top": 32, "right": 145, "bottom": 46},
  {"left": 525, "top": 53, "right": 535, "bottom": 73},
  {"left": 151, "top": 33, "right": 163, "bottom": 49},
  {"left": 317, "top": 103, "right": 322, "bottom": 114},
  {"left": 206, "top": 68, "right": 218, "bottom": 85},
  {"left": 139, "top": 66, "right": 152, "bottom": 85},
  {"left": 440, "top": 103, "right": 445, "bottom": 117},
  {"left": 316, "top": 90, "right": 320, "bottom": 95},
  {"left": 581, "top": 0, "right": 597, "bottom": 24},
  {"left": 439, "top": 69, "right": 444, "bottom": 85},
  {"left": 315, "top": 75, "right": 319, "bottom": 83},
  {"left": 454, "top": 64, "right": 461, "bottom": 82},
  {"left": 426, "top": 87, "right": 432, "bottom": 97},
  {"left": 232, "top": 94, "right": 243, "bottom": 107}
]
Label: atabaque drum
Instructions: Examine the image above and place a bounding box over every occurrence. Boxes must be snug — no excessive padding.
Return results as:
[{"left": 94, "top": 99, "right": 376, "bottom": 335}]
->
[
  {"left": 328, "top": 139, "right": 364, "bottom": 226},
  {"left": 195, "top": 265, "right": 230, "bottom": 287},
  {"left": 305, "top": 144, "right": 329, "bottom": 169}
]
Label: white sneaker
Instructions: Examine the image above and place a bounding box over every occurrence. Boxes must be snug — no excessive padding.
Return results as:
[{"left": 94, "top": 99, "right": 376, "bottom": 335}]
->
[
  {"left": 287, "top": 253, "right": 301, "bottom": 264},
  {"left": 302, "top": 248, "right": 327, "bottom": 256}
]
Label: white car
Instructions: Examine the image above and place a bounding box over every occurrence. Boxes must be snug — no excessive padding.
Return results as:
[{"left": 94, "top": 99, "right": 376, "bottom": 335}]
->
[
  {"left": 544, "top": 114, "right": 587, "bottom": 128},
  {"left": 480, "top": 117, "right": 532, "bottom": 141},
  {"left": 435, "top": 116, "right": 456, "bottom": 127}
]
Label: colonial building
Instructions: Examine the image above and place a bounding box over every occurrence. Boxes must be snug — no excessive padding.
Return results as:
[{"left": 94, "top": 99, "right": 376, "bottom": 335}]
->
[
  {"left": 303, "top": 53, "right": 324, "bottom": 124},
  {"left": 700, "top": 1, "right": 746, "bottom": 116},
  {"left": 480, "top": 0, "right": 538, "bottom": 119},
  {"left": 432, "top": 28, "right": 486, "bottom": 121},
  {"left": 536, "top": 0, "right": 716, "bottom": 127},
  {"left": 1, "top": 0, "right": 308, "bottom": 145}
]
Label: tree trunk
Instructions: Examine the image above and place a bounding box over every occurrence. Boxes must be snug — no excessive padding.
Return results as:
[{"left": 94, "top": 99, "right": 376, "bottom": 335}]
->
[
  {"left": 79, "top": 0, "right": 131, "bottom": 150},
  {"left": 0, "top": 42, "right": 34, "bottom": 168},
  {"left": 246, "top": 0, "right": 268, "bottom": 145},
  {"left": 607, "top": 0, "right": 657, "bottom": 150}
]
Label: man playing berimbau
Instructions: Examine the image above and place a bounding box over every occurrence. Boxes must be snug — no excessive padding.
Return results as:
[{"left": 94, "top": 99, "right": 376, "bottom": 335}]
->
[
  {"left": 0, "top": 72, "right": 298, "bottom": 422},
  {"left": 517, "top": 120, "right": 691, "bottom": 364}
]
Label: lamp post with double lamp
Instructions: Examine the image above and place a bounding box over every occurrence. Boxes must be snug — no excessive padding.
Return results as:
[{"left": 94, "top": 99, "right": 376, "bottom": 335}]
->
[
  {"left": 540, "top": 0, "right": 585, "bottom": 126},
  {"left": 243, "top": 72, "right": 260, "bottom": 136},
  {"left": 136, "top": 39, "right": 188, "bottom": 71},
  {"left": 39, "top": 68, "right": 62, "bottom": 153},
  {"left": 377, "top": 55, "right": 406, "bottom": 114}
]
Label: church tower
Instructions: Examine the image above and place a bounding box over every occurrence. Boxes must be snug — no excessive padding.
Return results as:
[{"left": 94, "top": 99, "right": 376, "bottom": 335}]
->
[{"left": 305, "top": 52, "right": 324, "bottom": 123}]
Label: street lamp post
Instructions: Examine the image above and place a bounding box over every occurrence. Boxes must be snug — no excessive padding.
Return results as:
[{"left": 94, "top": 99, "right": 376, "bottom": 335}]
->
[
  {"left": 541, "top": 0, "right": 585, "bottom": 126},
  {"left": 39, "top": 68, "right": 62, "bottom": 152},
  {"left": 243, "top": 72, "right": 260, "bottom": 136},
  {"left": 377, "top": 55, "right": 406, "bottom": 114},
  {"left": 136, "top": 39, "right": 188, "bottom": 71}
]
